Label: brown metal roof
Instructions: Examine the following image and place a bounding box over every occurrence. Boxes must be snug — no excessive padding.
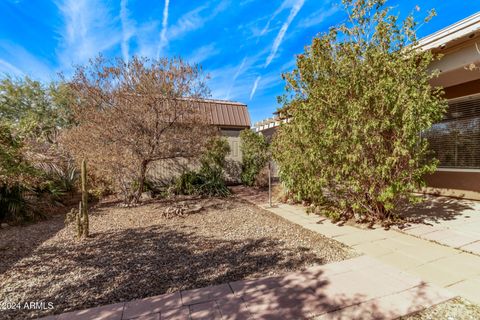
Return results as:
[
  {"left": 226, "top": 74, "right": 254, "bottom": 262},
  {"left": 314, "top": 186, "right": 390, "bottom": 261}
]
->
[{"left": 194, "top": 99, "right": 251, "bottom": 128}]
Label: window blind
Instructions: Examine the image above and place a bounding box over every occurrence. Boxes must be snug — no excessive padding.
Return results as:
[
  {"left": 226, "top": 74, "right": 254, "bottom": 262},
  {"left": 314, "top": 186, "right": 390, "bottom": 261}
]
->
[{"left": 425, "top": 94, "right": 480, "bottom": 169}]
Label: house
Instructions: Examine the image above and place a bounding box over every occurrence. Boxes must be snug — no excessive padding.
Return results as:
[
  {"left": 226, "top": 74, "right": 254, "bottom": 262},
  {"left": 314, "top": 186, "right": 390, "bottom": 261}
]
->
[
  {"left": 254, "top": 12, "right": 480, "bottom": 199},
  {"left": 418, "top": 12, "right": 480, "bottom": 198},
  {"left": 148, "top": 98, "right": 251, "bottom": 182}
]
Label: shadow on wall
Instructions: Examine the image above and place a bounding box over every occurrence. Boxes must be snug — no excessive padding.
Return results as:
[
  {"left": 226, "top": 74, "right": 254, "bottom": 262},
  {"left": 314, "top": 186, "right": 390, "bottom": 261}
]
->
[{"left": 396, "top": 195, "right": 475, "bottom": 225}]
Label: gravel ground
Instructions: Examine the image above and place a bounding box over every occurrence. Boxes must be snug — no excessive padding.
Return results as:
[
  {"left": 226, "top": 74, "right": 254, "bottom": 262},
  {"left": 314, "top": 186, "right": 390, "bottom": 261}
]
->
[
  {"left": 401, "top": 297, "right": 480, "bottom": 320},
  {"left": 0, "top": 196, "right": 354, "bottom": 319}
]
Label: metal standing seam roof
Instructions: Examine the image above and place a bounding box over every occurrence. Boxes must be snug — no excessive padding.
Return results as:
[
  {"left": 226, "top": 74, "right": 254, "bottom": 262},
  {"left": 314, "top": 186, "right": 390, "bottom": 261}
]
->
[{"left": 193, "top": 99, "right": 251, "bottom": 128}]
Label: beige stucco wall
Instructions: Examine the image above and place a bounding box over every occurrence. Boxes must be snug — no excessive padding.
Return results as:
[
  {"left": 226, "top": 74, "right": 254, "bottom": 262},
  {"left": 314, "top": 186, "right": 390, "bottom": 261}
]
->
[{"left": 147, "top": 128, "right": 246, "bottom": 184}]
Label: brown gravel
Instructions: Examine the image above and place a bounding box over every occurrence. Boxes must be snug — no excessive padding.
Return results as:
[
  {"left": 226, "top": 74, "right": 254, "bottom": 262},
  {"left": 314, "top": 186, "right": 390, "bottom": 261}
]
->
[
  {"left": 401, "top": 297, "right": 480, "bottom": 320},
  {"left": 0, "top": 196, "right": 354, "bottom": 319}
]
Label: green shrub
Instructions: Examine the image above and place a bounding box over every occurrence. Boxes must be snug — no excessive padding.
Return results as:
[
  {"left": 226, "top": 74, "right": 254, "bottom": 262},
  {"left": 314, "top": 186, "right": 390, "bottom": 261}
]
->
[
  {"left": 200, "top": 136, "right": 230, "bottom": 171},
  {"left": 272, "top": 0, "right": 447, "bottom": 223},
  {"left": 34, "top": 161, "right": 79, "bottom": 199},
  {"left": 240, "top": 129, "right": 269, "bottom": 186},
  {"left": 173, "top": 168, "right": 230, "bottom": 197},
  {"left": 173, "top": 136, "right": 231, "bottom": 197},
  {"left": 196, "top": 166, "right": 230, "bottom": 197},
  {"left": 174, "top": 170, "right": 203, "bottom": 195},
  {"left": 0, "top": 185, "right": 26, "bottom": 223}
]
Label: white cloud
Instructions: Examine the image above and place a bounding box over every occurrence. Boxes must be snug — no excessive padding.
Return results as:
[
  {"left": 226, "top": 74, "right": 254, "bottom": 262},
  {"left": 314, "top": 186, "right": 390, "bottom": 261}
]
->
[
  {"left": 265, "top": 0, "right": 304, "bottom": 67},
  {"left": 226, "top": 57, "right": 247, "bottom": 99},
  {"left": 157, "top": 0, "right": 170, "bottom": 59},
  {"left": 0, "top": 42, "right": 53, "bottom": 80},
  {"left": 120, "top": 0, "right": 134, "bottom": 62},
  {"left": 167, "top": 5, "right": 208, "bottom": 41},
  {"left": 56, "top": 0, "right": 122, "bottom": 70},
  {"left": 208, "top": 62, "right": 281, "bottom": 103},
  {"left": 186, "top": 43, "right": 220, "bottom": 65},
  {"left": 249, "top": 76, "right": 261, "bottom": 100},
  {"left": 260, "top": 1, "right": 288, "bottom": 36},
  {"left": 167, "top": 1, "right": 229, "bottom": 43},
  {"left": 297, "top": 5, "right": 339, "bottom": 28},
  {"left": 0, "top": 59, "right": 24, "bottom": 77}
]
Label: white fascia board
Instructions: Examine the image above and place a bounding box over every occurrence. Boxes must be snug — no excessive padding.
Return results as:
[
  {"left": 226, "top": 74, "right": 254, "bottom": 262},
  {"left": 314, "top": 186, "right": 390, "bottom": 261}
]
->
[{"left": 418, "top": 12, "right": 480, "bottom": 51}]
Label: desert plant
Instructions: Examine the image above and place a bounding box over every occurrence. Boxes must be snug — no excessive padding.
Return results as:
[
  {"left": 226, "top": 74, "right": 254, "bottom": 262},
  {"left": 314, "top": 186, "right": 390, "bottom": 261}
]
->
[
  {"left": 196, "top": 166, "right": 230, "bottom": 197},
  {"left": 240, "top": 129, "right": 269, "bottom": 186},
  {"left": 200, "top": 137, "right": 230, "bottom": 172},
  {"left": 61, "top": 56, "right": 215, "bottom": 205},
  {"left": 174, "top": 170, "right": 203, "bottom": 196},
  {"left": 34, "top": 161, "right": 79, "bottom": 199},
  {"left": 76, "top": 159, "right": 89, "bottom": 238},
  {"left": 272, "top": 0, "right": 447, "bottom": 223},
  {"left": 0, "top": 185, "right": 26, "bottom": 223},
  {"left": 173, "top": 137, "right": 231, "bottom": 197},
  {"left": 173, "top": 169, "right": 230, "bottom": 197}
]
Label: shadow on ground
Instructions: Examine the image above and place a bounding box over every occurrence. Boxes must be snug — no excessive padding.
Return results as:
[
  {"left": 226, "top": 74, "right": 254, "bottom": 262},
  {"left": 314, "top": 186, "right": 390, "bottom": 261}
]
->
[
  {"left": 2, "top": 224, "right": 328, "bottom": 319},
  {"left": 396, "top": 195, "right": 474, "bottom": 225},
  {"left": 233, "top": 185, "right": 477, "bottom": 227},
  {"left": 0, "top": 215, "right": 65, "bottom": 275}
]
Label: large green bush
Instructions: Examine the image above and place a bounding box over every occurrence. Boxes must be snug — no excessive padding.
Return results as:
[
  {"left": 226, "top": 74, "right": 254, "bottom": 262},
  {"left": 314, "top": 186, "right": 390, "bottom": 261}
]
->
[
  {"left": 272, "top": 0, "right": 447, "bottom": 223},
  {"left": 240, "top": 129, "right": 269, "bottom": 186}
]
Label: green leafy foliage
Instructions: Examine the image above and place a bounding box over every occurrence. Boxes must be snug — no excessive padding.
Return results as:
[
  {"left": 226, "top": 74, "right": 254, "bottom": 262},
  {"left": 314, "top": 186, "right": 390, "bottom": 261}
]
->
[
  {"left": 0, "top": 77, "right": 75, "bottom": 222},
  {"left": 0, "top": 77, "right": 73, "bottom": 142},
  {"left": 173, "top": 137, "right": 231, "bottom": 197},
  {"left": 240, "top": 129, "right": 269, "bottom": 186},
  {"left": 0, "top": 185, "right": 26, "bottom": 223},
  {"left": 272, "top": 0, "right": 447, "bottom": 223},
  {"left": 35, "top": 161, "right": 80, "bottom": 198},
  {"left": 200, "top": 137, "right": 231, "bottom": 173}
]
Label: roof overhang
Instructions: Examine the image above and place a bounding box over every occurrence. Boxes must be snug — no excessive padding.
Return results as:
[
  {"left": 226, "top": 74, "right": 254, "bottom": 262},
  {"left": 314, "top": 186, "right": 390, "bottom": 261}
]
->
[
  {"left": 418, "top": 12, "right": 480, "bottom": 88},
  {"left": 418, "top": 12, "right": 480, "bottom": 52}
]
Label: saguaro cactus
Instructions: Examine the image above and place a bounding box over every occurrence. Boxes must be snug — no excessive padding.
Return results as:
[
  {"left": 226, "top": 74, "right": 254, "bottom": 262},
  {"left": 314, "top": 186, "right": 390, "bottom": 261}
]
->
[{"left": 76, "top": 159, "right": 89, "bottom": 238}]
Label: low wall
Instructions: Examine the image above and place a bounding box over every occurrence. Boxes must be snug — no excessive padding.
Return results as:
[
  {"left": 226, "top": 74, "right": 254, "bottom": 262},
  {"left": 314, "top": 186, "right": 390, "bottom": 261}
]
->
[{"left": 424, "top": 170, "right": 480, "bottom": 200}]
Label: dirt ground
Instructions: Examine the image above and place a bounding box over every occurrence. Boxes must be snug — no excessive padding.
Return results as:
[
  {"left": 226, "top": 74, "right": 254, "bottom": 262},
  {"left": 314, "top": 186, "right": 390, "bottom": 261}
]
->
[{"left": 0, "top": 195, "right": 354, "bottom": 319}]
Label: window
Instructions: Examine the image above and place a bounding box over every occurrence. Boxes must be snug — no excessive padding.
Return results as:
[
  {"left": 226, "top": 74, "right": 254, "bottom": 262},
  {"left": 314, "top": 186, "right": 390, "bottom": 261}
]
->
[{"left": 425, "top": 94, "right": 480, "bottom": 169}]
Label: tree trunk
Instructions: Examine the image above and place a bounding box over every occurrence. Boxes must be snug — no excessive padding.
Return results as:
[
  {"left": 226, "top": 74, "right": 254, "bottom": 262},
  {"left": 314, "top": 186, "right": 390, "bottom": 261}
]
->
[
  {"left": 81, "top": 159, "right": 89, "bottom": 237},
  {"left": 134, "top": 160, "right": 149, "bottom": 203}
]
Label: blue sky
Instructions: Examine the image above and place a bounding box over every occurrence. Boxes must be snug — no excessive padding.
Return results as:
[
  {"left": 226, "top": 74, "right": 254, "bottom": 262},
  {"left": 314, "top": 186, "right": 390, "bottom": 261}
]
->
[{"left": 1, "top": 1, "right": 480, "bottom": 123}]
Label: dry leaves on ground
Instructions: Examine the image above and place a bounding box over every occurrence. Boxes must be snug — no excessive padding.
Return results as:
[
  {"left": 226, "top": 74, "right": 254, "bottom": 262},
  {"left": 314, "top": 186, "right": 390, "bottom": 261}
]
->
[{"left": 0, "top": 196, "right": 355, "bottom": 319}]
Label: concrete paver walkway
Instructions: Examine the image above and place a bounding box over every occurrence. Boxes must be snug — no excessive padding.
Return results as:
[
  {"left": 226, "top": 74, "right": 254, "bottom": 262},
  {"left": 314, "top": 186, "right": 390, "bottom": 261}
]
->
[
  {"left": 398, "top": 196, "right": 480, "bottom": 255},
  {"left": 40, "top": 256, "right": 453, "bottom": 320},
  {"left": 233, "top": 187, "right": 480, "bottom": 305}
]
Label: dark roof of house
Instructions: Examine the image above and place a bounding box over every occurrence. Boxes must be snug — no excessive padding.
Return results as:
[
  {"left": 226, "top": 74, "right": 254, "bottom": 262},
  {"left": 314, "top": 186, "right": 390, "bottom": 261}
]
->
[{"left": 193, "top": 98, "right": 251, "bottom": 128}]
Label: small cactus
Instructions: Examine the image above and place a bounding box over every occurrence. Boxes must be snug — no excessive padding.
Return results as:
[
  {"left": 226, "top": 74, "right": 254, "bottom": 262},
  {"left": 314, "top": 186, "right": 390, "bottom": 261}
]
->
[{"left": 76, "top": 159, "right": 89, "bottom": 238}]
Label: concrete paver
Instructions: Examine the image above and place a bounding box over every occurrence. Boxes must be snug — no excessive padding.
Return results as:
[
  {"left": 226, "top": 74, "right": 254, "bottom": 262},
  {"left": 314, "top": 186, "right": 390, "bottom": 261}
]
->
[
  {"left": 56, "top": 302, "right": 125, "bottom": 320},
  {"left": 447, "top": 276, "right": 480, "bottom": 304},
  {"left": 234, "top": 187, "right": 480, "bottom": 304},
  {"left": 39, "top": 256, "right": 454, "bottom": 320},
  {"left": 376, "top": 251, "right": 425, "bottom": 270},
  {"left": 181, "top": 284, "right": 234, "bottom": 305},
  {"left": 461, "top": 240, "right": 480, "bottom": 255},
  {"left": 123, "top": 292, "right": 182, "bottom": 319},
  {"left": 38, "top": 188, "right": 480, "bottom": 319}
]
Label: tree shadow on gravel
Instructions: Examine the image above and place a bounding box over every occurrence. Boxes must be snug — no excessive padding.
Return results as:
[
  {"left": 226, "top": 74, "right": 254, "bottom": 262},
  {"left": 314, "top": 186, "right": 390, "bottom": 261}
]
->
[
  {"left": 0, "top": 215, "right": 65, "bottom": 275},
  {"left": 2, "top": 225, "right": 326, "bottom": 319}
]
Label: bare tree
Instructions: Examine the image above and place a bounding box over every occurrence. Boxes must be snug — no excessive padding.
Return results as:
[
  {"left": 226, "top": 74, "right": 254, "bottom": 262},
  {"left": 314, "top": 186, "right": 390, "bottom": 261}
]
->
[{"left": 62, "top": 56, "right": 216, "bottom": 204}]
